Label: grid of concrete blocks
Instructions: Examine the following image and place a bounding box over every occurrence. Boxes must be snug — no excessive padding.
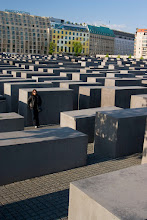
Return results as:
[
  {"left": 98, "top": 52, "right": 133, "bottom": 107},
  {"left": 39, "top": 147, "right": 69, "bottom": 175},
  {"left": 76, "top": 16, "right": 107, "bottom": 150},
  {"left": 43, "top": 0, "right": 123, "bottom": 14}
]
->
[{"left": 0, "top": 53, "right": 147, "bottom": 219}]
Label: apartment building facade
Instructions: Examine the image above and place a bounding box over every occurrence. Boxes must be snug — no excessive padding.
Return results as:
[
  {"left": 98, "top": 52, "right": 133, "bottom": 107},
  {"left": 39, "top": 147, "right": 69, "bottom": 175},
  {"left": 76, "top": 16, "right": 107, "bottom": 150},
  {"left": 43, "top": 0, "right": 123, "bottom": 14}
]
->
[
  {"left": 88, "top": 25, "right": 115, "bottom": 55},
  {"left": 134, "top": 29, "right": 147, "bottom": 58},
  {"left": 0, "top": 10, "right": 50, "bottom": 54},
  {"left": 49, "top": 23, "right": 89, "bottom": 55},
  {"left": 113, "top": 30, "right": 135, "bottom": 55}
]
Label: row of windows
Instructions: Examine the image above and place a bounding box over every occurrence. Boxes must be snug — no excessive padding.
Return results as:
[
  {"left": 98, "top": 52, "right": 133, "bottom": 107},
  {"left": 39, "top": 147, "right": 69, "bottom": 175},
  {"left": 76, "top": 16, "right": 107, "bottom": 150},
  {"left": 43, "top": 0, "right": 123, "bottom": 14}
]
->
[
  {"left": 53, "top": 40, "right": 88, "bottom": 46},
  {"left": 56, "top": 46, "right": 88, "bottom": 53},
  {"left": 53, "top": 30, "right": 89, "bottom": 37},
  {"left": 53, "top": 35, "right": 88, "bottom": 41},
  {"left": 0, "top": 48, "right": 48, "bottom": 54}
]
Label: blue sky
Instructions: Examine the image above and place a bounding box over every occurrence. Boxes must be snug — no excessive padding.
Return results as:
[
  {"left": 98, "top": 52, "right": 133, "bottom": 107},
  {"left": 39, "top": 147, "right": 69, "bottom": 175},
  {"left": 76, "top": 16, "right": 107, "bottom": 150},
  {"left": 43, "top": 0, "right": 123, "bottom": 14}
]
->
[{"left": 1, "top": 0, "right": 147, "bottom": 34}]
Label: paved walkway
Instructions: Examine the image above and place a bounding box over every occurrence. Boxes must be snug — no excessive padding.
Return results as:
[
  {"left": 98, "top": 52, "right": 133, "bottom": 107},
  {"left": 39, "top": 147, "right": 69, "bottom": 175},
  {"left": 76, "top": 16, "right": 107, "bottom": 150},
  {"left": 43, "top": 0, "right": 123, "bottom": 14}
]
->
[{"left": 0, "top": 126, "right": 142, "bottom": 220}]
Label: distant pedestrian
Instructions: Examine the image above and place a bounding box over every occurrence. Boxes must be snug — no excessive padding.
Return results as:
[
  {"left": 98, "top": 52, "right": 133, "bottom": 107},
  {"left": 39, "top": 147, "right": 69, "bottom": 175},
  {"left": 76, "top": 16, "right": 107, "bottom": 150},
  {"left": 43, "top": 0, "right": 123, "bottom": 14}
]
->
[{"left": 27, "top": 89, "right": 42, "bottom": 128}]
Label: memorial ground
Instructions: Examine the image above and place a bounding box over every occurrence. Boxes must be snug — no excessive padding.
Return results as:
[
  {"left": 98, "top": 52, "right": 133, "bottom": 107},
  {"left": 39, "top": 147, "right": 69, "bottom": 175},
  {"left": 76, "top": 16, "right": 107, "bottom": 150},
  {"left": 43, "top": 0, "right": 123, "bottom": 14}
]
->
[{"left": 0, "top": 125, "right": 141, "bottom": 220}]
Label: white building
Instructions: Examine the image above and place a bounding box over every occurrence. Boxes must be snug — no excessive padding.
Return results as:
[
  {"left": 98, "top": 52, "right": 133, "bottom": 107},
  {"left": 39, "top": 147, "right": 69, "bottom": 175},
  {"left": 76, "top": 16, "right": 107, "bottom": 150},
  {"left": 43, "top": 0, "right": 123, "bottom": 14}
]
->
[
  {"left": 134, "top": 29, "right": 147, "bottom": 58},
  {"left": 113, "top": 30, "right": 135, "bottom": 55}
]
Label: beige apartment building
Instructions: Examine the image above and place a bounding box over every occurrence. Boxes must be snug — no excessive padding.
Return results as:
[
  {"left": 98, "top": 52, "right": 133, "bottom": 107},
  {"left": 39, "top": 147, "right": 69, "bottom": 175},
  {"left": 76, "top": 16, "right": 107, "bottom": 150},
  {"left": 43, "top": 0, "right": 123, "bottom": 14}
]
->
[
  {"left": 88, "top": 25, "right": 115, "bottom": 55},
  {"left": 134, "top": 28, "right": 147, "bottom": 58},
  {"left": 0, "top": 10, "right": 51, "bottom": 54}
]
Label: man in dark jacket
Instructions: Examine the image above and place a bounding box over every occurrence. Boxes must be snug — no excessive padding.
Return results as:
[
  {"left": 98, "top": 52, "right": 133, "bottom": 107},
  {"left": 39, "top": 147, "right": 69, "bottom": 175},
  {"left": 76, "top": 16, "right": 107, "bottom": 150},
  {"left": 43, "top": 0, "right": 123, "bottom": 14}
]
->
[{"left": 27, "top": 89, "right": 42, "bottom": 128}]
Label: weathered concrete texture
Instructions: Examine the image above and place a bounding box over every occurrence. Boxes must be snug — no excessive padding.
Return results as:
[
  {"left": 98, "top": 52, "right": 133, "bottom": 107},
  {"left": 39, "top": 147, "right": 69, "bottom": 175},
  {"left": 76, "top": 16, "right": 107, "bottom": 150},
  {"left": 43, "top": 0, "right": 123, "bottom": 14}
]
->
[
  {"left": 0, "top": 79, "right": 36, "bottom": 95},
  {"left": 101, "top": 86, "right": 147, "bottom": 108},
  {"left": 4, "top": 82, "right": 53, "bottom": 113},
  {"left": 60, "top": 82, "right": 101, "bottom": 110},
  {"left": 0, "top": 112, "right": 24, "bottom": 132},
  {"left": 68, "top": 164, "right": 147, "bottom": 220},
  {"left": 94, "top": 108, "right": 147, "bottom": 159},
  {"left": 78, "top": 86, "right": 104, "bottom": 109},
  {"left": 105, "top": 78, "right": 142, "bottom": 87},
  {"left": 19, "top": 88, "right": 73, "bottom": 126},
  {"left": 131, "top": 94, "right": 147, "bottom": 108},
  {"left": 0, "top": 127, "right": 88, "bottom": 185},
  {"left": 60, "top": 107, "right": 120, "bottom": 143}
]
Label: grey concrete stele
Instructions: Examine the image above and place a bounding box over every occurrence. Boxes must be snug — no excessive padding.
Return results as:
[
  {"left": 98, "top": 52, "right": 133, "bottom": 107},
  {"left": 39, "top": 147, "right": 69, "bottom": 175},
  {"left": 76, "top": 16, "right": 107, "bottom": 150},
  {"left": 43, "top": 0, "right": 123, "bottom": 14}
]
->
[
  {"left": 94, "top": 108, "right": 147, "bottom": 159},
  {"left": 142, "top": 118, "right": 147, "bottom": 165},
  {"left": 19, "top": 88, "right": 73, "bottom": 126},
  {"left": 4, "top": 82, "right": 53, "bottom": 113},
  {"left": 68, "top": 164, "right": 147, "bottom": 220},
  {"left": 60, "top": 107, "right": 121, "bottom": 143},
  {"left": 0, "top": 127, "right": 88, "bottom": 185},
  {"left": 130, "top": 94, "right": 147, "bottom": 109},
  {"left": 0, "top": 112, "right": 24, "bottom": 132},
  {"left": 101, "top": 86, "right": 147, "bottom": 108}
]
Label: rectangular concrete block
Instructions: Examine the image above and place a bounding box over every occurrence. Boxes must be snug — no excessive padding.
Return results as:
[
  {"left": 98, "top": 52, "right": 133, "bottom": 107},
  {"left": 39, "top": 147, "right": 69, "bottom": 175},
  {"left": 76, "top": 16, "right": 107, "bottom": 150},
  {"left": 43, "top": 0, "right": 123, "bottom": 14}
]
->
[
  {"left": 60, "top": 107, "right": 121, "bottom": 143},
  {"left": 19, "top": 88, "right": 73, "bottom": 126},
  {"left": 0, "top": 112, "right": 24, "bottom": 132},
  {"left": 68, "top": 164, "right": 147, "bottom": 220},
  {"left": 4, "top": 82, "right": 53, "bottom": 113},
  {"left": 0, "top": 79, "right": 36, "bottom": 95},
  {"left": 130, "top": 94, "right": 147, "bottom": 108},
  {"left": 101, "top": 86, "right": 147, "bottom": 108},
  {"left": 94, "top": 108, "right": 147, "bottom": 159},
  {"left": 105, "top": 78, "right": 142, "bottom": 87},
  {"left": 78, "top": 86, "right": 103, "bottom": 109},
  {"left": 60, "top": 82, "right": 101, "bottom": 110},
  {"left": 0, "top": 127, "right": 88, "bottom": 185}
]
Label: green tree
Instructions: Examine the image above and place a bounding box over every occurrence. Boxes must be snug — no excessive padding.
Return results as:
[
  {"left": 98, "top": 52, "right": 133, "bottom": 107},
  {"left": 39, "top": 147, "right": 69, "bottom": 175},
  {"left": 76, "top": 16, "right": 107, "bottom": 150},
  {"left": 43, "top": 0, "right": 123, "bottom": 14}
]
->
[
  {"left": 128, "top": 54, "right": 132, "bottom": 58},
  {"left": 105, "top": 53, "right": 109, "bottom": 57},
  {"left": 117, "top": 55, "right": 120, "bottom": 58},
  {"left": 140, "top": 56, "right": 143, "bottom": 60},
  {"left": 73, "top": 42, "right": 82, "bottom": 56},
  {"left": 49, "top": 41, "right": 56, "bottom": 55}
]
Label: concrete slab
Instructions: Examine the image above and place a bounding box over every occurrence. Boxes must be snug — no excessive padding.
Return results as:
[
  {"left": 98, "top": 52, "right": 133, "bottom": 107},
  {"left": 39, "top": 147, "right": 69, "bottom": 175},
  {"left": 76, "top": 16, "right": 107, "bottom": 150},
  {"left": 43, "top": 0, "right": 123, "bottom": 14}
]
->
[
  {"left": 4, "top": 82, "right": 53, "bottom": 112},
  {"left": 94, "top": 107, "right": 147, "bottom": 158},
  {"left": 68, "top": 164, "right": 147, "bottom": 220},
  {"left": 131, "top": 94, "right": 147, "bottom": 108},
  {"left": 60, "top": 107, "right": 121, "bottom": 143},
  {"left": 60, "top": 82, "right": 101, "bottom": 110},
  {"left": 101, "top": 86, "right": 147, "bottom": 108},
  {"left": 0, "top": 112, "right": 24, "bottom": 132},
  {"left": 0, "top": 127, "right": 88, "bottom": 185},
  {"left": 19, "top": 88, "right": 73, "bottom": 126}
]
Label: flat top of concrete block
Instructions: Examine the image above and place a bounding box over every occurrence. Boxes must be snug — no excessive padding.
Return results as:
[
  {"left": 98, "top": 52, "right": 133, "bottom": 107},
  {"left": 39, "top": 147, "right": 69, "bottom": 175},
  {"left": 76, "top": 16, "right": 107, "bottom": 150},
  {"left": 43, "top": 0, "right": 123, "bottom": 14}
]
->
[
  {"left": 62, "top": 107, "right": 121, "bottom": 118},
  {"left": 60, "top": 82, "right": 101, "bottom": 85},
  {"left": 105, "top": 78, "right": 141, "bottom": 81},
  {"left": 0, "top": 112, "right": 24, "bottom": 120},
  {"left": 71, "top": 164, "right": 147, "bottom": 220},
  {"left": 97, "top": 107, "right": 147, "bottom": 119},
  {"left": 103, "top": 86, "right": 147, "bottom": 90},
  {"left": 4, "top": 82, "right": 52, "bottom": 86},
  {"left": 0, "top": 127, "right": 87, "bottom": 147},
  {"left": 19, "top": 88, "right": 72, "bottom": 92},
  {"left": 131, "top": 94, "right": 147, "bottom": 98}
]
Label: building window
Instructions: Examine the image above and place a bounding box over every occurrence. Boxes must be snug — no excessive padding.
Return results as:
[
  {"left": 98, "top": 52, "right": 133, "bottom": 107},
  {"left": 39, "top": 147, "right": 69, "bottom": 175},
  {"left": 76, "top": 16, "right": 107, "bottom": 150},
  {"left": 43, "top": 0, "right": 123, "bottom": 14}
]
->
[
  {"left": 65, "top": 41, "right": 67, "bottom": 44},
  {"left": 62, "top": 31, "right": 63, "bottom": 34},
  {"left": 57, "top": 46, "right": 59, "bottom": 52},
  {"left": 73, "top": 32, "right": 75, "bottom": 35},
  {"left": 69, "top": 32, "right": 71, "bottom": 35},
  {"left": 65, "top": 32, "right": 67, "bottom": 34},
  {"left": 73, "top": 37, "right": 75, "bottom": 40}
]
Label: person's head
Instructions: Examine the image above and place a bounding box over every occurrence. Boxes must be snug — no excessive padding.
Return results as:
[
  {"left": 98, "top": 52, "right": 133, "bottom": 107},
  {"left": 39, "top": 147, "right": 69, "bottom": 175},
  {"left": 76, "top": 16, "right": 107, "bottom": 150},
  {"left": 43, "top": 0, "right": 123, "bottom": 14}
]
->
[{"left": 32, "top": 89, "right": 37, "bottom": 96}]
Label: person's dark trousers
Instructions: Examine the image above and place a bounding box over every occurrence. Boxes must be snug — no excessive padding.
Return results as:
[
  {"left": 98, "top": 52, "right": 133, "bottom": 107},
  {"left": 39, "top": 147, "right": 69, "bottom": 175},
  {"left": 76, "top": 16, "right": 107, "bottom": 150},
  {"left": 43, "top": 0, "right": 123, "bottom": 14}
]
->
[{"left": 31, "top": 108, "right": 39, "bottom": 126}]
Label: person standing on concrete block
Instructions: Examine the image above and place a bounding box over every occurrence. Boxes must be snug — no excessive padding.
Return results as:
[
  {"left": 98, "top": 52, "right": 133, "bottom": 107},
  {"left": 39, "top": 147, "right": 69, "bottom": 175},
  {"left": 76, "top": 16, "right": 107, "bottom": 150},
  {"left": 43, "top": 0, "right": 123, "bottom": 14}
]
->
[{"left": 27, "top": 89, "right": 42, "bottom": 128}]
